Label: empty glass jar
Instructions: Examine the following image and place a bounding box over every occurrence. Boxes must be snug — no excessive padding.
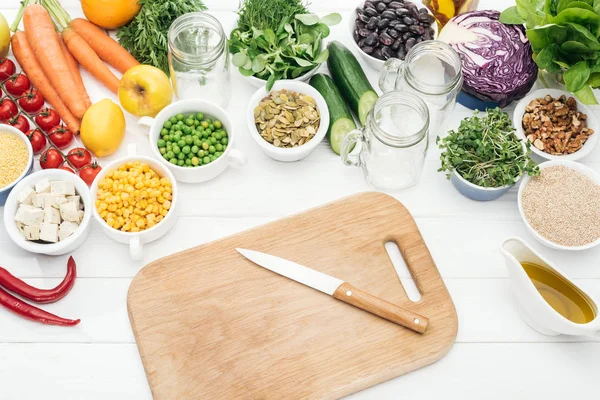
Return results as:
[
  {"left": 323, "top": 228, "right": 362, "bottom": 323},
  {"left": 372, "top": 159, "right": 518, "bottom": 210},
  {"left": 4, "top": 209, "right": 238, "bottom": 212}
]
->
[
  {"left": 168, "top": 12, "right": 231, "bottom": 107},
  {"left": 340, "top": 92, "right": 430, "bottom": 191}
]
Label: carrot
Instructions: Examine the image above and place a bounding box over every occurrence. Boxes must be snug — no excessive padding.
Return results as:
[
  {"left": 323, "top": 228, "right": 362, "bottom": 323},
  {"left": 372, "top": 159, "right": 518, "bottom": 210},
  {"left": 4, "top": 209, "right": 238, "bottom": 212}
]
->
[
  {"left": 61, "top": 28, "right": 120, "bottom": 94},
  {"left": 11, "top": 32, "right": 81, "bottom": 134},
  {"left": 58, "top": 35, "right": 92, "bottom": 109},
  {"left": 69, "top": 18, "right": 139, "bottom": 74},
  {"left": 23, "top": 4, "right": 87, "bottom": 119}
]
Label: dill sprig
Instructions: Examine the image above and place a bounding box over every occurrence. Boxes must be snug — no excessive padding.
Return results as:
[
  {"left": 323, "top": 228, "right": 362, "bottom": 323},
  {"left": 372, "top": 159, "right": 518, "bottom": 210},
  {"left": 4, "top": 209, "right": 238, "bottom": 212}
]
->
[{"left": 237, "top": 0, "right": 309, "bottom": 31}]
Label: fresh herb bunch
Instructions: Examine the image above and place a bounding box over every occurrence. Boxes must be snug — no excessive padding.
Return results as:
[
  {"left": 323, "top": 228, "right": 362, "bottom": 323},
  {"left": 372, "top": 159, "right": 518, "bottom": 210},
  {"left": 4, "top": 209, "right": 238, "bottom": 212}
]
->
[
  {"left": 117, "top": 0, "right": 207, "bottom": 75},
  {"left": 500, "top": 0, "right": 600, "bottom": 104},
  {"left": 229, "top": 0, "right": 341, "bottom": 90},
  {"left": 437, "top": 108, "right": 539, "bottom": 188}
]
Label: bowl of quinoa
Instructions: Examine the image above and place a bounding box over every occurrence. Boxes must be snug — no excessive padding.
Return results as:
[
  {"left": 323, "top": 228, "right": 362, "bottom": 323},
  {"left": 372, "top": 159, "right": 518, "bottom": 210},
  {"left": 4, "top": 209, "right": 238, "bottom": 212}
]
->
[
  {"left": 0, "top": 124, "right": 34, "bottom": 206},
  {"left": 518, "top": 160, "right": 600, "bottom": 250}
]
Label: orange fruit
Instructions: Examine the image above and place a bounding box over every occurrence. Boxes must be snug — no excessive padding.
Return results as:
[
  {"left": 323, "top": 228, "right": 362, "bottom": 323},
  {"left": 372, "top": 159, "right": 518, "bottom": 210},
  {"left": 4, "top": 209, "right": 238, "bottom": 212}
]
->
[{"left": 81, "top": 0, "right": 141, "bottom": 30}]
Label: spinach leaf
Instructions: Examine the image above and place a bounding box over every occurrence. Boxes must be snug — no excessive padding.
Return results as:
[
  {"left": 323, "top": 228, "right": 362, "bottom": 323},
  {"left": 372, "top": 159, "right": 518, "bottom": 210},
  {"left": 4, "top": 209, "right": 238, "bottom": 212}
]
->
[
  {"left": 552, "top": 8, "right": 600, "bottom": 36},
  {"left": 526, "top": 24, "right": 568, "bottom": 52},
  {"left": 564, "top": 61, "right": 591, "bottom": 91},
  {"left": 573, "top": 84, "right": 598, "bottom": 103},
  {"left": 536, "top": 44, "right": 564, "bottom": 71},
  {"left": 500, "top": 6, "right": 525, "bottom": 23}
]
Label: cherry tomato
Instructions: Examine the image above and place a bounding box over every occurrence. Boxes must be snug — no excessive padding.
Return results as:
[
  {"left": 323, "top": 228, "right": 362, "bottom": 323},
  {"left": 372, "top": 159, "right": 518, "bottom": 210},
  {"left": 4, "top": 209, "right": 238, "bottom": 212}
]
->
[
  {"left": 5, "top": 74, "right": 31, "bottom": 96},
  {"left": 48, "top": 125, "right": 74, "bottom": 149},
  {"left": 60, "top": 166, "right": 75, "bottom": 173},
  {"left": 40, "top": 148, "right": 65, "bottom": 169},
  {"left": 0, "top": 59, "right": 16, "bottom": 81},
  {"left": 26, "top": 129, "right": 47, "bottom": 154},
  {"left": 66, "top": 147, "right": 92, "bottom": 169},
  {"left": 0, "top": 98, "right": 18, "bottom": 121},
  {"left": 79, "top": 162, "right": 102, "bottom": 185},
  {"left": 35, "top": 108, "right": 61, "bottom": 132},
  {"left": 18, "top": 88, "right": 45, "bottom": 113},
  {"left": 7, "top": 114, "right": 30, "bottom": 133}
]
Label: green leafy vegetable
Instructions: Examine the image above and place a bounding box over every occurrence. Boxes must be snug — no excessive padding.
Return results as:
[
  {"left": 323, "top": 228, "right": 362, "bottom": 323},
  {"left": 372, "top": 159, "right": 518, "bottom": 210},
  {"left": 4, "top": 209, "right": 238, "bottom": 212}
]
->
[
  {"left": 437, "top": 108, "right": 539, "bottom": 188},
  {"left": 229, "top": 0, "right": 341, "bottom": 90},
  {"left": 117, "top": 0, "right": 207, "bottom": 75}
]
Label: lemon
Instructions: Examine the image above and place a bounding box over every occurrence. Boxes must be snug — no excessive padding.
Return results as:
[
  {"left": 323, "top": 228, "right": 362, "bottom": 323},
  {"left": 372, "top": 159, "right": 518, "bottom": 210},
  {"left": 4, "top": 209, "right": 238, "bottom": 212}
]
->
[
  {"left": 0, "top": 13, "right": 10, "bottom": 58},
  {"left": 81, "top": 99, "right": 126, "bottom": 157}
]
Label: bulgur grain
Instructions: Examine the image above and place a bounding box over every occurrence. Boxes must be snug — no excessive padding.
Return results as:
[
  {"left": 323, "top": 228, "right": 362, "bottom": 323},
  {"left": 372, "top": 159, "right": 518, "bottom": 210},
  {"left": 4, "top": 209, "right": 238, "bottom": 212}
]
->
[
  {"left": 0, "top": 132, "right": 29, "bottom": 189},
  {"left": 521, "top": 165, "right": 600, "bottom": 246}
]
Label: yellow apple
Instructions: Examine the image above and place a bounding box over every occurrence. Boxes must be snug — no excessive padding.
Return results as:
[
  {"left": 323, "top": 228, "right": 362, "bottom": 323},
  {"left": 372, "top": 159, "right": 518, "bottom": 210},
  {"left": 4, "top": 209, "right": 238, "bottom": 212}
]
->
[
  {"left": 0, "top": 13, "right": 10, "bottom": 58},
  {"left": 118, "top": 65, "right": 172, "bottom": 117}
]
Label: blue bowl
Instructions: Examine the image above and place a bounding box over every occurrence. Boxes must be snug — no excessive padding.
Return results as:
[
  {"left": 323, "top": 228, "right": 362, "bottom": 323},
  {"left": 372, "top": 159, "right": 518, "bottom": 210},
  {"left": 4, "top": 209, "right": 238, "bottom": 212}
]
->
[
  {"left": 0, "top": 125, "right": 34, "bottom": 206},
  {"left": 457, "top": 90, "right": 500, "bottom": 111},
  {"left": 450, "top": 170, "right": 515, "bottom": 201}
]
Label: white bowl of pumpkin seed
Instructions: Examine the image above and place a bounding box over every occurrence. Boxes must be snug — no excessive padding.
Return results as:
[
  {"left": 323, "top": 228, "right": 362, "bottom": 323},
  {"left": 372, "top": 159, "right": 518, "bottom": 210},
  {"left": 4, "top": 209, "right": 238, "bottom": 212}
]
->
[{"left": 246, "top": 80, "right": 329, "bottom": 162}]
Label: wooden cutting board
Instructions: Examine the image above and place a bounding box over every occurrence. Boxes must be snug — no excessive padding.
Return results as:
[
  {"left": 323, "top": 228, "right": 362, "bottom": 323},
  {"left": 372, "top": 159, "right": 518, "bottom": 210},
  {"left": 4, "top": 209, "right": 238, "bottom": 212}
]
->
[{"left": 128, "top": 192, "right": 458, "bottom": 399}]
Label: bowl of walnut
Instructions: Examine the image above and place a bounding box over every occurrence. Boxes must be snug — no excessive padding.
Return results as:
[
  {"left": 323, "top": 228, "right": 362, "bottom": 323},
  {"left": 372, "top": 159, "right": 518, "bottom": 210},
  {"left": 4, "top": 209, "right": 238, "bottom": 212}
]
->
[{"left": 513, "top": 89, "right": 598, "bottom": 161}]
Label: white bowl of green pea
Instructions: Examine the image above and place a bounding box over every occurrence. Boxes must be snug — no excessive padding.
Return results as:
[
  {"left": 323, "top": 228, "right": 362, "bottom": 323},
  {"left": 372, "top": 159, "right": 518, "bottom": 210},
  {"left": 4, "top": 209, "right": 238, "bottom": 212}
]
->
[{"left": 139, "top": 100, "right": 247, "bottom": 183}]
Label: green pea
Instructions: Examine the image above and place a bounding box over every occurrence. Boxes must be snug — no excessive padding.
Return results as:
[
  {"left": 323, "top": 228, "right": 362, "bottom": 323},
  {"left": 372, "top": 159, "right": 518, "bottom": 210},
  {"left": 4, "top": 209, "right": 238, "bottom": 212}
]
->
[
  {"left": 185, "top": 136, "right": 194, "bottom": 145},
  {"left": 205, "top": 118, "right": 212, "bottom": 124},
  {"left": 176, "top": 160, "right": 183, "bottom": 167},
  {"left": 156, "top": 139, "right": 164, "bottom": 147},
  {"left": 185, "top": 158, "right": 192, "bottom": 166},
  {"left": 198, "top": 150, "right": 205, "bottom": 157},
  {"left": 221, "top": 137, "right": 228, "bottom": 145},
  {"left": 209, "top": 145, "right": 216, "bottom": 154},
  {"left": 216, "top": 143, "right": 223, "bottom": 151},
  {"left": 173, "top": 146, "right": 180, "bottom": 155},
  {"left": 214, "top": 151, "right": 222, "bottom": 157},
  {"left": 210, "top": 155, "right": 217, "bottom": 162},
  {"left": 214, "top": 132, "right": 223, "bottom": 140},
  {"left": 178, "top": 152, "right": 185, "bottom": 160},
  {"left": 159, "top": 128, "right": 167, "bottom": 135},
  {"left": 191, "top": 157, "right": 199, "bottom": 166},
  {"left": 210, "top": 137, "right": 217, "bottom": 144},
  {"left": 194, "top": 139, "right": 202, "bottom": 147},
  {"left": 166, "top": 151, "right": 174, "bottom": 159},
  {"left": 174, "top": 130, "right": 182, "bottom": 137},
  {"left": 163, "top": 153, "right": 170, "bottom": 160},
  {"left": 182, "top": 146, "right": 191, "bottom": 154},
  {"left": 201, "top": 121, "right": 209, "bottom": 128},
  {"left": 176, "top": 113, "right": 184, "bottom": 121},
  {"left": 169, "top": 116, "right": 177, "bottom": 124},
  {"left": 176, "top": 140, "right": 184, "bottom": 148},
  {"left": 191, "top": 145, "right": 199, "bottom": 154},
  {"left": 194, "top": 120, "right": 200, "bottom": 126},
  {"left": 203, "top": 156, "right": 211, "bottom": 164},
  {"left": 164, "top": 121, "right": 172, "bottom": 129},
  {"left": 202, "top": 131, "right": 209, "bottom": 138},
  {"left": 169, "top": 158, "right": 178, "bottom": 165},
  {"left": 196, "top": 112, "right": 204, "bottom": 120},
  {"left": 214, "top": 120, "right": 222, "bottom": 129},
  {"left": 208, "top": 124, "right": 214, "bottom": 131},
  {"left": 159, "top": 147, "right": 167, "bottom": 155},
  {"left": 182, "top": 126, "right": 191, "bottom": 135},
  {"left": 185, "top": 118, "right": 194, "bottom": 126},
  {"left": 202, "top": 142, "right": 209, "bottom": 150}
]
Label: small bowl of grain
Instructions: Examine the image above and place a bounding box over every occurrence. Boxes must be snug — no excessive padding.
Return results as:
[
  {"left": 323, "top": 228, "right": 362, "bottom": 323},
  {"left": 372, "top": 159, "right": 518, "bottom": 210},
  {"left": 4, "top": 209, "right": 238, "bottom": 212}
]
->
[
  {"left": 518, "top": 160, "right": 600, "bottom": 250},
  {"left": 0, "top": 124, "right": 34, "bottom": 206}
]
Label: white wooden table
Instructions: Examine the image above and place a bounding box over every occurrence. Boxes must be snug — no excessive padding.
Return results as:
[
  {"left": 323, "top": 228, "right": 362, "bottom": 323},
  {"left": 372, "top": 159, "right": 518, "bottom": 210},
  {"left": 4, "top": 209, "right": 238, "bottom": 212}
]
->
[{"left": 1, "top": 0, "right": 599, "bottom": 398}]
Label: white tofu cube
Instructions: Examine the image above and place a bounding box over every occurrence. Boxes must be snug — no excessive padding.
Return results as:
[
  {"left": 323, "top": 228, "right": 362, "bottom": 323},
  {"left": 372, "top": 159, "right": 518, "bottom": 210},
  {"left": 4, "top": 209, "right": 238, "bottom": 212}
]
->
[
  {"left": 14, "top": 205, "right": 44, "bottom": 226},
  {"left": 77, "top": 210, "right": 85, "bottom": 223},
  {"left": 24, "top": 225, "right": 40, "bottom": 241},
  {"left": 58, "top": 221, "right": 79, "bottom": 241},
  {"left": 50, "top": 180, "right": 75, "bottom": 196},
  {"left": 32, "top": 193, "right": 48, "bottom": 208},
  {"left": 66, "top": 195, "right": 81, "bottom": 209},
  {"left": 43, "top": 206, "right": 61, "bottom": 224},
  {"left": 39, "top": 222, "right": 59, "bottom": 243},
  {"left": 16, "top": 222, "right": 25, "bottom": 235},
  {"left": 59, "top": 202, "right": 79, "bottom": 222},
  {"left": 16, "top": 187, "right": 35, "bottom": 205},
  {"left": 35, "top": 178, "right": 51, "bottom": 193},
  {"left": 44, "top": 194, "right": 67, "bottom": 209}
]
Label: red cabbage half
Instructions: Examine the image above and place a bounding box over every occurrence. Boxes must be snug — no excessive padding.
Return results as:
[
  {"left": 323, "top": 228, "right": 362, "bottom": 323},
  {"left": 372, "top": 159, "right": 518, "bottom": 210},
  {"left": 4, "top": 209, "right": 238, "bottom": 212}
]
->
[{"left": 439, "top": 10, "right": 537, "bottom": 107}]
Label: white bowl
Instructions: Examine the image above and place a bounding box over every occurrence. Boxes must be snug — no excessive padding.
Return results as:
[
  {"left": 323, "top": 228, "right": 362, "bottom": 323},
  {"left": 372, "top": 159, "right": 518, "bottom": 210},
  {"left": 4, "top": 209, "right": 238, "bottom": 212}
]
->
[
  {"left": 0, "top": 124, "right": 34, "bottom": 205},
  {"left": 246, "top": 80, "right": 329, "bottom": 162},
  {"left": 3, "top": 169, "right": 92, "bottom": 256},
  {"left": 138, "top": 99, "right": 247, "bottom": 183},
  {"left": 513, "top": 89, "right": 599, "bottom": 161},
  {"left": 518, "top": 160, "right": 600, "bottom": 251},
  {"left": 243, "top": 64, "right": 322, "bottom": 88},
  {"left": 348, "top": 1, "right": 438, "bottom": 70},
  {"left": 90, "top": 150, "right": 179, "bottom": 260}
]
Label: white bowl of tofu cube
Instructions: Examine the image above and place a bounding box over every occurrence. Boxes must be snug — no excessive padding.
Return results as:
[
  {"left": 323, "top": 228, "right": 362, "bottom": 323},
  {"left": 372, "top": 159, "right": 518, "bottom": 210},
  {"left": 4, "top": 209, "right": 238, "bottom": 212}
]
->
[{"left": 3, "top": 169, "right": 92, "bottom": 255}]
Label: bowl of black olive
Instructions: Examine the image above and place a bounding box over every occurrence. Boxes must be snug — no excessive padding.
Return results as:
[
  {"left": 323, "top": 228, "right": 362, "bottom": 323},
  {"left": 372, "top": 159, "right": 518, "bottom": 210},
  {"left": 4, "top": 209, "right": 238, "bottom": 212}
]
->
[{"left": 350, "top": 0, "right": 438, "bottom": 69}]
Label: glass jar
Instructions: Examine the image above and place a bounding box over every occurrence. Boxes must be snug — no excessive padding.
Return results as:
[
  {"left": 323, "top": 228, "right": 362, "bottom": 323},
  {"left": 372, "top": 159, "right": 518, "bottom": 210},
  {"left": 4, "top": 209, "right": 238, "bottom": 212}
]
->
[
  {"left": 379, "top": 40, "right": 462, "bottom": 139},
  {"left": 168, "top": 12, "right": 231, "bottom": 107},
  {"left": 340, "top": 92, "right": 429, "bottom": 191}
]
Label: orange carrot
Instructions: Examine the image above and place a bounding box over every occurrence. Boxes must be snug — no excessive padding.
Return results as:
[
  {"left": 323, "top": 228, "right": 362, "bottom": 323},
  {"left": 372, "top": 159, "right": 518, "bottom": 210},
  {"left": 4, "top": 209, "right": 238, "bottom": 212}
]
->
[
  {"left": 61, "top": 28, "right": 120, "bottom": 94},
  {"left": 69, "top": 18, "right": 139, "bottom": 74},
  {"left": 23, "top": 5, "right": 87, "bottom": 119},
  {"left": 58, "top": 35, "right": 92, "bottom": 109},
  {"left": 11, "top": 32, "right": 81, "bottom": 134}
]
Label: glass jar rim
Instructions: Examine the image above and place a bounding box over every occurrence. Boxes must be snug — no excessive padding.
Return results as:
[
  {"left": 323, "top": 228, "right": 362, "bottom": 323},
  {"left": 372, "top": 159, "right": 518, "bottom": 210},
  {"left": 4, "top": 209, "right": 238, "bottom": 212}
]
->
[
  {"left": 368, "top": 91, "right": 429, "bottom": 148},
  {"left": 168, "top": 12, "right": 226, "bottom": 65},
  {"left": 404, "top": 40, "right": 463, "bottom": 96}
]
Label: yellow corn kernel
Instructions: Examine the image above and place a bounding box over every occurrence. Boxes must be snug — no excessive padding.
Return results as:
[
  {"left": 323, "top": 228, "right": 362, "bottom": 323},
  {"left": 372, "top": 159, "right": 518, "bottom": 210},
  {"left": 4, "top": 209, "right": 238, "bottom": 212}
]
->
[
  {"left": 100, "top": 210, "right": 108, "bottom": 219},
  {"left": 163, "top": 200, "right": 171, "bottom": 210},
  {"left": 130, "top": 226, "right": 140, "bottom": 233}
]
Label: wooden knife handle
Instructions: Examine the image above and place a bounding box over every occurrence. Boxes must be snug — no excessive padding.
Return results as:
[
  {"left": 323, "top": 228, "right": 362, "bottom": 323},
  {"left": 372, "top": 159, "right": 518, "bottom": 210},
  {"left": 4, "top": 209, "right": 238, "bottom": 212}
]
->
[{"left": 333, "top": 282, "right": 429, "bottom": 334}]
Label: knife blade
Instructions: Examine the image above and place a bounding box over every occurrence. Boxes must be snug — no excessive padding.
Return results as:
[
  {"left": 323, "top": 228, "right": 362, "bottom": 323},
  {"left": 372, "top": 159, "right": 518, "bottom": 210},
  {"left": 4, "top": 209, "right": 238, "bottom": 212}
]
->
[{"left": 236, "top": 248, "right": 429, "bottom": 334}]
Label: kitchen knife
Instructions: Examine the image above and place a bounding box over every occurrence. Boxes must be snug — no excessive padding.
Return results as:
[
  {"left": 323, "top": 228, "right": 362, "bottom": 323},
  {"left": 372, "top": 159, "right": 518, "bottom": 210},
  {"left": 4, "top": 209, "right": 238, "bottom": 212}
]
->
[{"left": 236, "top": 248, "right": 429, "bottom": 334}]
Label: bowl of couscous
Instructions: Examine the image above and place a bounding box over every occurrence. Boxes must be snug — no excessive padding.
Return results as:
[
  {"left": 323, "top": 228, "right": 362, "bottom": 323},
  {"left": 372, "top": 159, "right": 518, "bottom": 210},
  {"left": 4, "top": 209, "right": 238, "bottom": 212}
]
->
[
  {"left": 0, "top": 125, "right": 34, "bottom": 206},
  {"left": 90, "top": 152, "right": 179, "bottom": 261}
]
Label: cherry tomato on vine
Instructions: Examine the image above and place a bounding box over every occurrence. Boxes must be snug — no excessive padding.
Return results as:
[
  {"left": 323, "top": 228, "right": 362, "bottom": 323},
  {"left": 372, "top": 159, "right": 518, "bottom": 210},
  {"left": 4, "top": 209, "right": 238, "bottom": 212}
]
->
[
  {"left": 48, "top": 125, "right": 74, "bottom": 149},
  {"left": 79, "top": 163, "right": 102, "bottom": 185},
  {"left": 35, "top": 108, "right": 61, "bottom": 132},
  {"left": 0, "top": 98, "right": 18, "bottom": 121},
  {"left": 40, "top": 148, "right": 65, "bottom": 169},
  {"left": 0, "top": 59, "right": 16, "bottom": 81},
  {"left": 4, "top": 73, "right": 31, "bottom": 96},
  {"left": 18, "top": 88, "right": 45, "bottom": 113},
  {"left": 7, "top": 114, "right": 30, "bottom": 133},
  {"left": 66, "top": 148, "right": 92, "bottom": 169},
  {"left": 26, "top": 129, "right": 47, "bottom": 154},
  {"left": 60, "top": 166, "right": 75, "bottom": 173}
]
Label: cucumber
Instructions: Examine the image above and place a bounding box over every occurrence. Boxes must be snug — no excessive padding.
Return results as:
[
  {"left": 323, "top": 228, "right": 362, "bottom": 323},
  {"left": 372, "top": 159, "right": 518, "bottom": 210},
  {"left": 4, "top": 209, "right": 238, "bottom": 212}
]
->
[
  {"left": 309, "top": 73, "right": 357, "bottom": 154},
  {"left": 327, "top": 41, "right": 378, "bottom": 125}
]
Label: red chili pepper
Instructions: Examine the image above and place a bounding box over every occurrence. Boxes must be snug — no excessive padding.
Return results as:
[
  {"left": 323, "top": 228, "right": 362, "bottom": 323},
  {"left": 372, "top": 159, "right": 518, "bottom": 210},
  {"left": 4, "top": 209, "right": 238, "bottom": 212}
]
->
[
  {"left": 0, "top": 256, "right": 77, "bottom": 303},
  {"left": 0, "top": 287, "right": 80, "bottom": 326}
]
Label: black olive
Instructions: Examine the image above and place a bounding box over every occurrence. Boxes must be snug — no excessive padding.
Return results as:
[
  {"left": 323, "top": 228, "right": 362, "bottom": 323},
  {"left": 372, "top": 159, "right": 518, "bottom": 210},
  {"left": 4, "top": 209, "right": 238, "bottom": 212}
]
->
[
  {"left": 388, "top": 28, "right": 399, "bottom": 38},
  {"left": 364, "top": 7, "right": 379, "bottom": 17},
  {"left": 395, "top": 7, "right": 410, "bottom": 17},
  {"left": 391, "top": 38, "right": 402, "bottom": 50},
  {"left": 380, "top": 10, "right": 396, "bottom": 19},
  {"left": 409, "top": 25, "right": 425, "bottom": 35},
  {"left": 361, "top": 45, "right": 375, "bottom": 54},
  {"left": 395, "top": 23, "right": 408, "bottom": 32},
  {"left": 364, "top": 32, "right": 379, "bottom": 46},
  {"left": 359, "top": 28, "right": 372, "bottom": 37},
  {"left": 388, "top": 1, "right": 405, "bottom": 9},
  {"left": 382, "top": 46, "right": 395, "bottom": 60},
  {"left": 376, "top": 2, "right": 387, "bottom": 12},
  {"left": 405, "top": 37, "right": 416, "bottom": 51},
  {"left": 402, "top": 16, "right": 414, "bottom": 25},
  {"left": 372, "top": 47, "right": 384, "bottom": 60},
  {"left": 364, "top": 1, "right": 376, "bottom": 9},
  {"left": 379, "top": 32, "right": 394, "bottom": 46},
  {"left": 418, "top": 13, "right": 435, "bottom": 23},
  {"left": 402, "top": 31, "right": 413, "bottom": 41},
  {"left": 367, "top": 16, "right": 378, "bottom": 30},
  {"left": 377, "top": 18, "right": 390, "bottom": 29},
  {"left": 397, "top": 47, "right": 407, "bottom": 60},
  {"left": 353, "top": 29, "right": 360, "bottom": 42}
]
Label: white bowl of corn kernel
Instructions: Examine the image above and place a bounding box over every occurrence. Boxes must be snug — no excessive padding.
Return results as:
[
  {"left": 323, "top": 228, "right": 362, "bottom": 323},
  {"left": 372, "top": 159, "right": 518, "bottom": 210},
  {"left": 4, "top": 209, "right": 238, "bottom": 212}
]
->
[{"left": 90, "top": 153, "right": 179, "bottom": 260}]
